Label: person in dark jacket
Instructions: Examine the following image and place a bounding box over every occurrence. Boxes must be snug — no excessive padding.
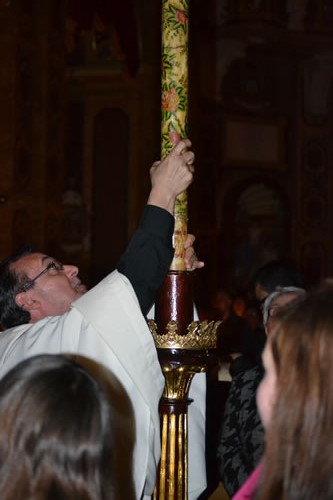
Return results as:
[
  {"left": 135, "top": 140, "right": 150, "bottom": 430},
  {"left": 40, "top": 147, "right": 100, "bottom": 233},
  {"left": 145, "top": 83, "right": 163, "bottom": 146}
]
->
[{"left": 217, "top": 286, "right": 306, "bottom": 497}]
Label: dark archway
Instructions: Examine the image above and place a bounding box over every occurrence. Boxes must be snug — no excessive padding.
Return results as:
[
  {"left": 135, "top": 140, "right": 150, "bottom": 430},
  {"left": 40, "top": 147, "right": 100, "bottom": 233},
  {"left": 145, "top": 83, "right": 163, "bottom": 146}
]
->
[{"left": 220, "top": 176, "right": 290, "bottom": 296}]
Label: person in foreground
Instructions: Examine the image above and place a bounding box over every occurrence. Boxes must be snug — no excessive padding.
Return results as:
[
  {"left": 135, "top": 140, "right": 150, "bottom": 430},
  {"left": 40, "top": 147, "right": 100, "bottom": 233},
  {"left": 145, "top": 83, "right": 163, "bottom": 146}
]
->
[
  {"left": 0, "top": 139, "right": 205, "bottom": 499},
  {"left": 234, "top": 284, "right": 333, "bottom": 499},
  {"left": 0, "top": 353, "right": 136, "bottom": 499}
]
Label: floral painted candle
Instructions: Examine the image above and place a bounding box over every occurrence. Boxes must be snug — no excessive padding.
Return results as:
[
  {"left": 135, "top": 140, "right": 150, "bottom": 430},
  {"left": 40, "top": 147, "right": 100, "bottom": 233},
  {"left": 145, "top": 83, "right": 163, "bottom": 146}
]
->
[{"left": 161, "top": 0, "right": 189, "bottom": 271}]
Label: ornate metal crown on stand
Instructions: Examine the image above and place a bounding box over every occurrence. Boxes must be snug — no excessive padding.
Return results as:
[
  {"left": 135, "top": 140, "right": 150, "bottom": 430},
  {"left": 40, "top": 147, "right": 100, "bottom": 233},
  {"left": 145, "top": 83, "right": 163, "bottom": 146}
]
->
[
  {"left": 149, "top": 271, "right": 221, "bottom": 500},
  {"left": 149, "top": 318, "right": 219, "bottom": 351},
  {"left": 149, "top": 4, "right": 220, "bottom": 498}
]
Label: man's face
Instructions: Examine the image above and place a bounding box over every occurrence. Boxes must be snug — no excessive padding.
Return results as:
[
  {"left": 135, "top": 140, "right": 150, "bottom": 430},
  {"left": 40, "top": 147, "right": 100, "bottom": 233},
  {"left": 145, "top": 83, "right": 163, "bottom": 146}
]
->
[{"left": 12, "top": 253, "right": 87, "bottom": 322}]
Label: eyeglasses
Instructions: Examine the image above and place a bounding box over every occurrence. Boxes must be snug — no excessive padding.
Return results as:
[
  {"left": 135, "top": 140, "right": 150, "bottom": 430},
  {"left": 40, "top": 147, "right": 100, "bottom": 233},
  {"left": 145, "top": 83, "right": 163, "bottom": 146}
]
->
[
  {"left": 267, "top": 305, "right": 282, "bottom": 319},
  {"left": 16, "top": 261, "right": 61, "bottom": 293}
]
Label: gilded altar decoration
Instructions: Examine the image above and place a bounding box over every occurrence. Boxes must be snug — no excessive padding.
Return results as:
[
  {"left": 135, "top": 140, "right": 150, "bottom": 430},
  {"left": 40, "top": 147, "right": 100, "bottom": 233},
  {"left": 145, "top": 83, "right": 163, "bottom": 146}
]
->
[{"left": 66, "top": 0, "right": 140, "bottom": 77}]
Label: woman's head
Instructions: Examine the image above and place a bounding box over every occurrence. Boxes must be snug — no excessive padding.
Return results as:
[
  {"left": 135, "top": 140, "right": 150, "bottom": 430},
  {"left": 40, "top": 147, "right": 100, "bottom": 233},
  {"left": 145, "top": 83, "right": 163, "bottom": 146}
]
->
[
  {"left": 257, "top": 288, "right": 306, "bottom": 428},
  {"left": 257, "top": 285, "right": 333, "bottom": 499},
  {"left": 0, "top": 354, "right": 135, "bottom": 499},
  {"left": 258, "top": 286, "right": 333, "bottom": 428}
]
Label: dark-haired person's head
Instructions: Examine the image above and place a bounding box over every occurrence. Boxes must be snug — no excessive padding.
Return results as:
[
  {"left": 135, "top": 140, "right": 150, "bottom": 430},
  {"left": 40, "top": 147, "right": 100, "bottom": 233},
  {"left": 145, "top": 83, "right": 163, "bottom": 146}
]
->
[
  {"left": 253, "top": 260, "right": 304, "bottom": 303},
  {"left": 0, "top": 354, "right": 135, "bottom": 499},
  {"left": 0, "top": 247, "right": 87, "bottom": 329}
]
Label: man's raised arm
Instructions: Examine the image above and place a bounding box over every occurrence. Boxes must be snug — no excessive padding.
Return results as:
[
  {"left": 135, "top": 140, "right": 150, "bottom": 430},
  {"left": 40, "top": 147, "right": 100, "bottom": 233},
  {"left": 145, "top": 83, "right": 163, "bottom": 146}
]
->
[{"left": 117, "top": 139, "right": 195, "bottom": 314}]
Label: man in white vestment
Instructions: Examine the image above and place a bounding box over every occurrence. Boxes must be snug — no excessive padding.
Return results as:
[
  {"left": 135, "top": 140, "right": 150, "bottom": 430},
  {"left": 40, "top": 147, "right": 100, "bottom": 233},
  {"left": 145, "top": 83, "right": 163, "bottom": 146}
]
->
[{"left": 0, "top": 139, "right": 207, "bottom": 499}]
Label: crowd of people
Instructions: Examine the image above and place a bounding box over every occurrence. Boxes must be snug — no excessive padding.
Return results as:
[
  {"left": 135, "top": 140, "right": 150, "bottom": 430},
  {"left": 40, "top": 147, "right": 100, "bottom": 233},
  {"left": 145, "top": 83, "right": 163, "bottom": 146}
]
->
[
  {"left": 232, "top": 283, "right": 333, "bottom": 499},
  {"left": 200, "top": 261, "right": 313, "bottom": 499},
  {"left": 0, "top": 137, "right": 332, "bottom": 499},
  {"left": 199, "top": 258, "right": 333, "bottom": 500}
]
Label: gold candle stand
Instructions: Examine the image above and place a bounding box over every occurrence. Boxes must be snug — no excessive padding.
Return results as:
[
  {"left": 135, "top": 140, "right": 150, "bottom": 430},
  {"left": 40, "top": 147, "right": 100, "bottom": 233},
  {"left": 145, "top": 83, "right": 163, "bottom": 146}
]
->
[
  {"left": 150, "top": 270, "right": 221, "bottom": 500},
  {"left": 150, "top": 1, "right": 221, "bottom": 498}
]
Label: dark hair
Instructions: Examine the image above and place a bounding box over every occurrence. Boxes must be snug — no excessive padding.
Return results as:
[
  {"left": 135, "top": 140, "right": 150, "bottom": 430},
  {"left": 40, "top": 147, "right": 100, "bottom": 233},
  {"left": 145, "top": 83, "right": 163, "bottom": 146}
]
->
[
  {"left": 0, "top": 247, "right": 34, "bottom": 328},
  {"left": 0, "top": 354, "right": 135, "bottom": 499},
  {"left": 257, "top": 285, "right": 333, "bottom": 499},
  {"left": 253, "top": 260, "right": 304, "bottom": 295}
]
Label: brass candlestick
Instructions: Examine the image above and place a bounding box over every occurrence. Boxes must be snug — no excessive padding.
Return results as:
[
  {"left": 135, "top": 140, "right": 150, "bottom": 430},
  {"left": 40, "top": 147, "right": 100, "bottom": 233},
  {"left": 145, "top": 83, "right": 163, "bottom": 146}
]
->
[{"left": 149, "top": 274, "right": 221, "bottom": 499}]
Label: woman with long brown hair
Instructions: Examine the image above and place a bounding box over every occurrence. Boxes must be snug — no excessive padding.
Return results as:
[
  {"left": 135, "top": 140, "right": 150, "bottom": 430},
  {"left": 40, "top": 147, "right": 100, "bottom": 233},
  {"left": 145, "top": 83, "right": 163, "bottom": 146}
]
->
[
  {"left": 234, "top": 284, "right": 333, "bottom": 499},
  {"left": 256, "top": 285, "right": 333, "bottom": 499}
]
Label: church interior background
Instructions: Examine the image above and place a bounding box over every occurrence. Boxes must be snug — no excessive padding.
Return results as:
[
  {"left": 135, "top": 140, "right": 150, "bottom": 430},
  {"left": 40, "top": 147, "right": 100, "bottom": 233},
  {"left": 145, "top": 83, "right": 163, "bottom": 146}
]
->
[{"left": 0, "top": 0, "right": 333, "bottom": 314}]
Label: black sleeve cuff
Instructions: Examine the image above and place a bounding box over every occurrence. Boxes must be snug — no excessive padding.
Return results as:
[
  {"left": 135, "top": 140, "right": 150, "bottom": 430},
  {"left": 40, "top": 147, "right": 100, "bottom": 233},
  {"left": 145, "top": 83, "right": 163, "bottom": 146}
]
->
[{"left": 140, "top": 205, "right": 174, "bottom": 243}]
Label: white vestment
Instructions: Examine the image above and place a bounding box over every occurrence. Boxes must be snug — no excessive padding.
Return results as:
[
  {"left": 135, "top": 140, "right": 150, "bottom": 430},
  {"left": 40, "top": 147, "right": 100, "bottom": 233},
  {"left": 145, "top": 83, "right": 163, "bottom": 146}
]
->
[
  {"left": 188, "top": 372, "right": 207, "bottom": 499},
  {"left": 0, "top": 270, "right": 164, "bottom": 498}
]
